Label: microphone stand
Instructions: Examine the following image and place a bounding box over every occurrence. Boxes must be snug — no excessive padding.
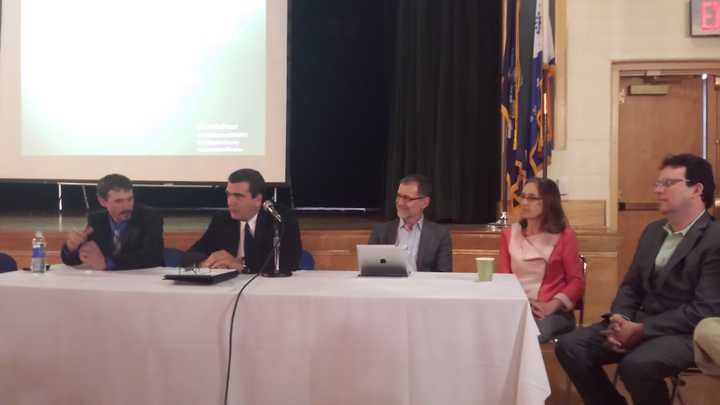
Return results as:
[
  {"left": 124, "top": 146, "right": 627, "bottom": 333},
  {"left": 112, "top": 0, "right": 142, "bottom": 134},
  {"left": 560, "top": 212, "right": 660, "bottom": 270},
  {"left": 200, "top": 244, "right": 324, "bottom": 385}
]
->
[{"left": 262, "top": 220, "right": 291, "bottom": 278}]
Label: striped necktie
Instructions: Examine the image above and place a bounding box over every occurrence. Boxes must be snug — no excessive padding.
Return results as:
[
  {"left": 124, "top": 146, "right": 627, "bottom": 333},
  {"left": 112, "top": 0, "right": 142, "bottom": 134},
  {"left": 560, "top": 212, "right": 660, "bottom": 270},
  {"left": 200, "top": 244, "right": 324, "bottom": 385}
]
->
[{"left": 113, "top": 229, "right": 122, "bottom": 255}]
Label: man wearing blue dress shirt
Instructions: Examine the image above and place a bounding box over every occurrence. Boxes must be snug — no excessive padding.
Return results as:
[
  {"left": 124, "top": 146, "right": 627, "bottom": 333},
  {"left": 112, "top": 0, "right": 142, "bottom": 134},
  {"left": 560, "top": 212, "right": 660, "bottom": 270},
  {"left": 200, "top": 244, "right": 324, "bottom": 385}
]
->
[
  {"left": 61, "top": 174, "right": 164, "bottom": 270},
  {"left": 368, "top": 174, "right": 452, "bottom": 272}
]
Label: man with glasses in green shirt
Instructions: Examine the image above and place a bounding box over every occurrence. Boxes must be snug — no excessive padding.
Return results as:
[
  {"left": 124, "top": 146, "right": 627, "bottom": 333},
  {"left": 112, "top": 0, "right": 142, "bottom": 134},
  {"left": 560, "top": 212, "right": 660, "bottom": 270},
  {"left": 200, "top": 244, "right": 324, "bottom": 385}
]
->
[{"left": 556, "top": 153, "right": 720, "bottom": 405}]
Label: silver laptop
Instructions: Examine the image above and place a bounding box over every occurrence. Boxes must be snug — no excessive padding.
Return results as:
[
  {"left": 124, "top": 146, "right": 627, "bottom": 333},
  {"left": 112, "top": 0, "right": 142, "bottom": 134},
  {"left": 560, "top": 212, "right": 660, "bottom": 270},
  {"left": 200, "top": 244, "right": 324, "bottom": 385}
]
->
[{"left": 356, "top": 245, "right": 414, "bottom": 277}]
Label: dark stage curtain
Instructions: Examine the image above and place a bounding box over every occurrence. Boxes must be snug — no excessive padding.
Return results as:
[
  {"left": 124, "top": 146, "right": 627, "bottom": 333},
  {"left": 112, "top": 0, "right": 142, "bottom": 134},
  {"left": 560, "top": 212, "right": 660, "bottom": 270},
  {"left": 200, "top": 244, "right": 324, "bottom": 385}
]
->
[
  {"left": 288, "top": 0, "right": 395, "bottom": 209},
  {"left": 385, "top": 0, "right": 501, "bottom": 223}
]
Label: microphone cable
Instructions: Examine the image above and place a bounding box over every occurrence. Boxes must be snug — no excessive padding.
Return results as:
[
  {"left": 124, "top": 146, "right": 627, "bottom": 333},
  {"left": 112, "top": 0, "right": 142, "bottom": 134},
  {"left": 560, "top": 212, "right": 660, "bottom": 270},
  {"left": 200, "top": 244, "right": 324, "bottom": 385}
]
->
[{"left": 223, "top": 219, "right": 285, "bottom": 405}]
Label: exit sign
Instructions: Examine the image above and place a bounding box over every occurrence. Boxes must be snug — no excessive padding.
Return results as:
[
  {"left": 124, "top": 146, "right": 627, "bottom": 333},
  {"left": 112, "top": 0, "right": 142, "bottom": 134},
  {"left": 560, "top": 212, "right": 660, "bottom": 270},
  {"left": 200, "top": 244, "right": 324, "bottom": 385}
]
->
[{"left": 691, "top": 0, "right": 720, "bottom": 36}]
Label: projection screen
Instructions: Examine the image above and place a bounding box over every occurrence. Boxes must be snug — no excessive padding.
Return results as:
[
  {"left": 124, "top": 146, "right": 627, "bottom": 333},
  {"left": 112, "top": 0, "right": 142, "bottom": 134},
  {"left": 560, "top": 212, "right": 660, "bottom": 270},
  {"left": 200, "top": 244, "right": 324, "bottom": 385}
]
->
[{"left": 0, "top": 0, "right": 288, "bottom": 183}]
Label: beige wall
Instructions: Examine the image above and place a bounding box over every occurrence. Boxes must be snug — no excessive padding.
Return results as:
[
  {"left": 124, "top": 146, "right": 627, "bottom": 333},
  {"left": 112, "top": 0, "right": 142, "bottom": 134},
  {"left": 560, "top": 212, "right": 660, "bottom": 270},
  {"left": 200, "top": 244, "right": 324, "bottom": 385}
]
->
[{"left": 550, "top": 0, "right": 720, "bottom": 218}]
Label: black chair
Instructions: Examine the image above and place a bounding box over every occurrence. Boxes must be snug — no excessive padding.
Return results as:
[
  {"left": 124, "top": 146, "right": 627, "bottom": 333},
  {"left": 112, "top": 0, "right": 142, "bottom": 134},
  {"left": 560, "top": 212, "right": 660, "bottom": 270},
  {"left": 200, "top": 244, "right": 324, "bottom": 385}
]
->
[
  {"left": 553, "top": 254, "right": 588, "bottom": 404},
  {"left": 552, "top": 255, "right": 588, "bottom": 344},
  {"left": 611, "top": 317, "right": 707, "bottom": 404},
  {"left": 298, "top": 250, "right": 315, "bottom": 270},
  {"left": 668, "top": 367, "right": 704, "bottom": 405},
  {"left": 613, "top": 360, "right": 704, "bottom": 405},
  {"left": 575, "top": 255, "right": 588, "bottom": 326},
  {"left": 0, "top": 252, "right": 18, "bottom": 273}
]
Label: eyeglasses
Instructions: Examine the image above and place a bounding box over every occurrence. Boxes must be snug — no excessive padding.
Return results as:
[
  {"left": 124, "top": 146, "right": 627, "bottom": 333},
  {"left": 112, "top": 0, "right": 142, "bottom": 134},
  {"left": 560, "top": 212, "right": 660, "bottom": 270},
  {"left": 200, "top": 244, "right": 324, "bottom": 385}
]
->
[
  {"left": 654, "top": 179, "right": 692, "bottom": 189},
  {"left": 396, "top": 193, "right": 426, "bottom": 202},
  {"left": 519, "top": 193, "right": 542, "bottom": 202}
]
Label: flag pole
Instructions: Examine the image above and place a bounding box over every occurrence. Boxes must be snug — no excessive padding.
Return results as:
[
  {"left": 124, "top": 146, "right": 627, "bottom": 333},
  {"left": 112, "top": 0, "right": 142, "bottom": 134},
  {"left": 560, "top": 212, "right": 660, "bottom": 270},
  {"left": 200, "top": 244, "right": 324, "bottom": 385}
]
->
[
  {"left": 490, "top": 0, "right": 510, "bottom": 229},
  {"left": 492, "top": 121, "right": 510, "bottom": 229},
  {"left": 542, "top": 91, "right": 549, "bottom": 178}
]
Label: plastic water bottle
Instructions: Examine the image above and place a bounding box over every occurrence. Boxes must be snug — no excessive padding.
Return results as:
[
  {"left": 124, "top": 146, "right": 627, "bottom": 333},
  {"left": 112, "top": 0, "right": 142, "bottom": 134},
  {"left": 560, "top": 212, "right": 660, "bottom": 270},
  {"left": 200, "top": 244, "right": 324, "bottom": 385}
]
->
[{"left": 31, "top": 231, "right": 46, "bottom": 273}]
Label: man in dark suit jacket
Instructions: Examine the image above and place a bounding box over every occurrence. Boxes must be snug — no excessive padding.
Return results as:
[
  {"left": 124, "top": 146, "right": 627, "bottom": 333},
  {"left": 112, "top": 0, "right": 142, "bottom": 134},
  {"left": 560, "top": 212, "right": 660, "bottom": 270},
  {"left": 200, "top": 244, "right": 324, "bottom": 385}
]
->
[
  {"left": 369, "top": 174, "right": 452, "bottom": 272},
  {"left": 61, "top": 174, "right": 164, "bottom": 270},
  {"left": 187, "top": 168, "right": 301, "bottom": 274},
  {"left": 556, "top": 154, "right": 720, "bottom": 405}
]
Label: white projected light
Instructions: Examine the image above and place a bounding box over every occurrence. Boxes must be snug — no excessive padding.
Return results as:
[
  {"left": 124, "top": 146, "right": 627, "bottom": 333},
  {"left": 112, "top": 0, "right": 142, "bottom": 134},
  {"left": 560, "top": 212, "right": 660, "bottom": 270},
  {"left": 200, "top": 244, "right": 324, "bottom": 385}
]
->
[{"left": 0, "top": 0, "right": 288, "bottom": 182}]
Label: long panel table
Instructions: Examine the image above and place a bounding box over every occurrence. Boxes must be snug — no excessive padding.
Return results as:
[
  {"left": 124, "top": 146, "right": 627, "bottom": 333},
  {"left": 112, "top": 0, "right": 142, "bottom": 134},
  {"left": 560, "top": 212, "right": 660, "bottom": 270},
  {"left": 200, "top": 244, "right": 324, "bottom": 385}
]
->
[{"left": 0, "top": 267, "right": 549, "bottom": 405}]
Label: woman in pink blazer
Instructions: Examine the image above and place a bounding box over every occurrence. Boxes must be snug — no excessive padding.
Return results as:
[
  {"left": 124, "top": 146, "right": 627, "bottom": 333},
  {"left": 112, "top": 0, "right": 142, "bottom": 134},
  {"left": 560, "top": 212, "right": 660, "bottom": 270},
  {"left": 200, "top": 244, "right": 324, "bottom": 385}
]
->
[{"left": 498, "top": 178, "right": 585, "bottom": 343}]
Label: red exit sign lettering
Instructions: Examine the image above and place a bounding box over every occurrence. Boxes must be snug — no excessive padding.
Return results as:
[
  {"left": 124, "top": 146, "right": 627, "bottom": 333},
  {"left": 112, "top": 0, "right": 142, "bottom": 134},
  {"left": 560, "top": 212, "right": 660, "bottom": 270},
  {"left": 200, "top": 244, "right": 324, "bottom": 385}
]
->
[{"left": 691, "top": 0, "right": 720, "bottom": 36}]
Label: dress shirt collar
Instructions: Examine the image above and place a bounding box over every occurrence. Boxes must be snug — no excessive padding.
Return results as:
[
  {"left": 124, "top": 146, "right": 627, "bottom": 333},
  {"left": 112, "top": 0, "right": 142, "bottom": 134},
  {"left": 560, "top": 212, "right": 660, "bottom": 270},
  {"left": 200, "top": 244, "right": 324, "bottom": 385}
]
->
[
  {"left": 399, "top": 216, "right": 424, "bottom": 232},
  {"left": 108, "top": 216, "right": 129, "bottom": 234},
  {"left": 243, "top": 212, "right": 259, "bottom": 236},
  {"left": 663, "top": 209, "right": 705, "bottom": 236}
]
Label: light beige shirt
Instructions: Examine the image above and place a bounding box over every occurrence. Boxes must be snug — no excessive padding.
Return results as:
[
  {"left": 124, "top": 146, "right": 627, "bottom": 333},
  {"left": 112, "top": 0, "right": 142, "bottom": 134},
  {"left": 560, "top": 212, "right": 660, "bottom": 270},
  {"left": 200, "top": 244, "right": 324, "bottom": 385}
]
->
[{"left": 694, "top": 317, "right": 720, "bottom": 376}]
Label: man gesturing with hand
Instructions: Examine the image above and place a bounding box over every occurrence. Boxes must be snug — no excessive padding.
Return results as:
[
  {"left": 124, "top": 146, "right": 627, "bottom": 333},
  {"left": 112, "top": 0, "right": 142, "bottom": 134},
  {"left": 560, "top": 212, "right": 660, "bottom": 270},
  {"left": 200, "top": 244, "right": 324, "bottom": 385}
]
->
[{"left": 61, "top": 174, "right": 164, "bottom": 270}]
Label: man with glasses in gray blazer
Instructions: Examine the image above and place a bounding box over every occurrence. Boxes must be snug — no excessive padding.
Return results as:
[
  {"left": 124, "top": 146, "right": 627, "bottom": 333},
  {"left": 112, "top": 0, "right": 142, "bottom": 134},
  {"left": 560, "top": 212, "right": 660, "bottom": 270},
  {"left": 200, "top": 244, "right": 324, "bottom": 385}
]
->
[
  {"left": 369, "top": 174, "right": 452, "bottom": 272},
  {"left": 556, "top": 154, "right": 720, "bottom": 405}
]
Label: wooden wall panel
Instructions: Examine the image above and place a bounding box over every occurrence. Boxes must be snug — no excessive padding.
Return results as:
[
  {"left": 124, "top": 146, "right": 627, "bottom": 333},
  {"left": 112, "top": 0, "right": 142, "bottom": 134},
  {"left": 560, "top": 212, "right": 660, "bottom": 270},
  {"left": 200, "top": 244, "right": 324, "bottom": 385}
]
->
[
  {"left": 564, "top": 200, "right": 606, "bottom": 228},
  {"left": 506, "top": 200, "right": 606, "bottom": 229},
  {"left": 1, "top": 227, "right": 621, "bottom": 324}
]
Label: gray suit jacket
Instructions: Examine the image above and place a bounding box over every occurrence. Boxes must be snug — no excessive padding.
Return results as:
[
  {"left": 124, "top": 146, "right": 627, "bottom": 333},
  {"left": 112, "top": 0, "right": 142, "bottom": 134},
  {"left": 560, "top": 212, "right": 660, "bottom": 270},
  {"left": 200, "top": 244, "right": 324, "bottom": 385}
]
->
[
  {"left": 611, "top": 212, "right": 720, "bottom": 338},
  {"left": 368, "top": 219, "right": 453, "bottom": 272}
]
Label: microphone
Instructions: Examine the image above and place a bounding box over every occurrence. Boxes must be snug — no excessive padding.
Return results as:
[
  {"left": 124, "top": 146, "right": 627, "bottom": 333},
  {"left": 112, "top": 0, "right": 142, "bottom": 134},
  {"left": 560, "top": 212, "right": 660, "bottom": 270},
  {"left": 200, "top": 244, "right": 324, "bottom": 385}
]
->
[{"left": 262, "top": 200, "right": 282, "bottom": 223}]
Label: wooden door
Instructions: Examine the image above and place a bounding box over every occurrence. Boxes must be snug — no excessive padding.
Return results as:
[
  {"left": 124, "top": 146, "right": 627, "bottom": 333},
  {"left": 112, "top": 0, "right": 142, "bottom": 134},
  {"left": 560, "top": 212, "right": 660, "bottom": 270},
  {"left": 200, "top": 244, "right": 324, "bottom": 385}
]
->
[{"left": 617, "top": 74, "right": 718, "bottom": 281}]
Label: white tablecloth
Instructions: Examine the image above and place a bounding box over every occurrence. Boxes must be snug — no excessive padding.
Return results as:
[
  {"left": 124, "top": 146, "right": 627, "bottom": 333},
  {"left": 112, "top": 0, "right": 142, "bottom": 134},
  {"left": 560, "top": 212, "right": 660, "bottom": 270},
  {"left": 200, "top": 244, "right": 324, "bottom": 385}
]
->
[{"left": 0, "top": 267, "right": 549, "bottom": 405}]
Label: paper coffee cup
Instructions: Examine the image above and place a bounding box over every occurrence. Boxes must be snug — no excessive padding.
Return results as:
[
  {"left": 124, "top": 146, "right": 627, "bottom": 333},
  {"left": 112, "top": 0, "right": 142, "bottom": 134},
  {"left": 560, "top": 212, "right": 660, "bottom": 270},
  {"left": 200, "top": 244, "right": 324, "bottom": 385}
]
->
[{"left": 475, "top": 257, "right": 495, "bottom": 282}]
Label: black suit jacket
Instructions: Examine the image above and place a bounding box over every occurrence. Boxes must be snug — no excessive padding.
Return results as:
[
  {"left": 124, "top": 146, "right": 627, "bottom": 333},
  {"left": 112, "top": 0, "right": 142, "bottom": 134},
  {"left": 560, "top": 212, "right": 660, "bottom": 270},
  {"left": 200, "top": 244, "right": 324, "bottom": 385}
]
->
[
  {"left": 611, "top": 212, "right": 720, "bottom": 338},
  {"left": 61, "top": 204, "right": 164, "bottom": 270},
  {"left": 368, "top": 218, "right": 453, "bottom": 272},
  {"left": 188, "top": 204, "right": 302, "bottom": 273}
]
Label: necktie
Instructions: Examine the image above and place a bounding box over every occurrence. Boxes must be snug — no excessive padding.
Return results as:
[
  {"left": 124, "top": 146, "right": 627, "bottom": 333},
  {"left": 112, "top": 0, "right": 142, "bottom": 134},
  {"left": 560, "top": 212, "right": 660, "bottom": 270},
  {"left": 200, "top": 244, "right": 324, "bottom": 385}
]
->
[
  {"left": 113, "top": 229, "right": 122, "bottom": 256},
  {"left": 244, "top": 223, "right": 254, "bottom": 269}
]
